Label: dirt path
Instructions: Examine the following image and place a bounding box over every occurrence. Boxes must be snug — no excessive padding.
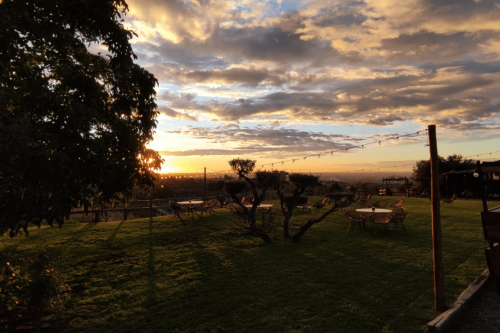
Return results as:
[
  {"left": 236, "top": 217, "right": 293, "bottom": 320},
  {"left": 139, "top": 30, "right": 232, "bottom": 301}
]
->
[{"left": 442, "top": 281, "right": 500, "bottom": 333}]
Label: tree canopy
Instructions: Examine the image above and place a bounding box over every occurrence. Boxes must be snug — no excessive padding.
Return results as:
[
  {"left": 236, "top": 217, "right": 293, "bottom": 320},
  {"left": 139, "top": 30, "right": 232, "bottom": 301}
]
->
[
  {"left": 0, "top": 0, "right": 162, "bottom": 236},
  {"left": 412, "top": 154, "right": 475, "bottom": 191}
]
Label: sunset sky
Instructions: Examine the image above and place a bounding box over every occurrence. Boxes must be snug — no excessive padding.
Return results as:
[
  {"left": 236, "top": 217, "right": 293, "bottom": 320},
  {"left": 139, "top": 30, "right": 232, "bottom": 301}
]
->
[{"left": 119, "top": 0, "right": 500, "bottom": 175}]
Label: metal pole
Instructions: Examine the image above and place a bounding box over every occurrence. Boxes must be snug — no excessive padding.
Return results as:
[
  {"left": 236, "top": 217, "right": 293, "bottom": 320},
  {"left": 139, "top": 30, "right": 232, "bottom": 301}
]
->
[
  {"left": 149, "top": 196, "right": 153, "bottom": 219},
  {"left": 428, "top": 124, "right": 445, "bottom": 311}
]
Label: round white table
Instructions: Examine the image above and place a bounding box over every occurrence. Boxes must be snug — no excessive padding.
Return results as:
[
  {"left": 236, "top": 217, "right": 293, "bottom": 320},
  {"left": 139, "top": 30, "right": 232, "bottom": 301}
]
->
[
  {"left": 356, "top": 208, "right": 392, "bottom": 214},
  {"left": 244, "top": 204, "right": 273, "bottom": 209},
  {"left": 177, "top": 201, "right": 204, "bottom": 219},
  {"left": 178, "top": 201, "right": 204, "bottom": 205},
  {"left": 356, "top": 208, "right": 393, "bottom": 233}
]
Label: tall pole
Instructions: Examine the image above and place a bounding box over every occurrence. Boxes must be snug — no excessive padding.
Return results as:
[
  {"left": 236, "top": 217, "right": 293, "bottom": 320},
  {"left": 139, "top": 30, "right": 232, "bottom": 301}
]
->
[
  {"left": 204, "top": 167, "right": 207, "bottom": 201},
  {"left": 429, "top": 124, "right": 445, "bottom": 311}
]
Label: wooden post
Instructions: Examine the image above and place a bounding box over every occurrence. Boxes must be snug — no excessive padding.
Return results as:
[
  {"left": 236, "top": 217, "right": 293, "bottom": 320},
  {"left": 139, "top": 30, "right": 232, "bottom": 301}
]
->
[
  {"left": 204, "top": 167, "right": 207, "bottom": 201},
  {"left": 477, "top": 160, "right": 488, "bottom": 212},
  {"left": 464, "top": 174, "right": 468, "bottom": 200},
  {"left": 428, "top": 124, "right": 445, "bottom": 311},
  {"left": 123, "top": 207, "right": 127, "bottom": 221}
]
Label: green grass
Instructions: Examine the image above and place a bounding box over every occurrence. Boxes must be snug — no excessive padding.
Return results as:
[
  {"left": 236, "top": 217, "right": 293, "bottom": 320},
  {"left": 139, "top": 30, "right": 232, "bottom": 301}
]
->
[{"left": 0, "top": 197, "right": 489, "bottom": 333}]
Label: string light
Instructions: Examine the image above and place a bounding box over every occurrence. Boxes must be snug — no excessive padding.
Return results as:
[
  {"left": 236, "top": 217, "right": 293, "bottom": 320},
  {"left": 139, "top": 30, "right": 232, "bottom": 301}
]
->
[{"left": 202, "top": 131, "right": 497, "bottom": 175}]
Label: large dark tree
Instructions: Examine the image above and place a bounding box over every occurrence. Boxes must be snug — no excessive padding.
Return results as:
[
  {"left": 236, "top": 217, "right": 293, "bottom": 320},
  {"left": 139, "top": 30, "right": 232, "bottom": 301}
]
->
[
  {"left": 0, "top": 0, "right": 162, "bottom": 236},
  {"left": 412, "top": 154, "right": 475, "bottom": 192}
]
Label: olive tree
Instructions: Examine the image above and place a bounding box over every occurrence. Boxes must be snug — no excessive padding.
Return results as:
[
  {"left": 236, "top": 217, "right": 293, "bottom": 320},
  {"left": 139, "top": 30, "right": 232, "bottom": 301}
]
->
[
  {"left": 276, "top": 173, "right": 319, "bottom": 238},
  {"left": 227, "top": 158, "right": 280, "bottom": 243},
  {"left": 0, "top": 0, "right": 162, "bottom": 236}
]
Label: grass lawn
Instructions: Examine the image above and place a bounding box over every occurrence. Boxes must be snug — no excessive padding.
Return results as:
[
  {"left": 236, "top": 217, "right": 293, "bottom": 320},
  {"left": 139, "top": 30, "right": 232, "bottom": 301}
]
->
[{"left": 0, "top": 197, "right": 489, "bottom": 333}]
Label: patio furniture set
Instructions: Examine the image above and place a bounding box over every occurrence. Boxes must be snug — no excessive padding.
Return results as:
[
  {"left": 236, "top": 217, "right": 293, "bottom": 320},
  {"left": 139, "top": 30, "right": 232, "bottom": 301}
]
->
[
  {"left": 345, "top": 198, "right": 407, "bottom": 234},
  {"left": 169, "top": 199, "right": 219, "bottom": 221}
]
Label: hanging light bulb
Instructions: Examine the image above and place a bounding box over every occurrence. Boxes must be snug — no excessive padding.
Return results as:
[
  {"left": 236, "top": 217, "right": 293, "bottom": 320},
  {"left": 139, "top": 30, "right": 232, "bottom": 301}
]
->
[
  {"left": 473, "top": 170, "right": 479, "bottom": 178},
  {"left": 493, "top": 173, "right": 500, "bottom": 181}
]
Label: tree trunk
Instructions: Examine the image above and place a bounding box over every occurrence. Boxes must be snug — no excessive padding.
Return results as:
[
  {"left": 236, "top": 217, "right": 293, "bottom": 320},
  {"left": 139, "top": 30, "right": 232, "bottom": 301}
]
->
[
  {"left": 283, "top": 211, "right": 291, "bottom": 238},
  {"left": 292, "top": 204, "right": 340, "bottom": 243},
  {"left": 250, "top": 223, "right": 273, "bottom": 243},
  {"left": 229, "top": 193, "right": 272, "bottom": 243}
]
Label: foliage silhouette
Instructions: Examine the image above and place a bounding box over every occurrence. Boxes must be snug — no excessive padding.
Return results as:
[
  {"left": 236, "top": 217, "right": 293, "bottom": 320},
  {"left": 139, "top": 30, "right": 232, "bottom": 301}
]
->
[{"left": 0, "top": 0, "right": 162, "bottom": 236}]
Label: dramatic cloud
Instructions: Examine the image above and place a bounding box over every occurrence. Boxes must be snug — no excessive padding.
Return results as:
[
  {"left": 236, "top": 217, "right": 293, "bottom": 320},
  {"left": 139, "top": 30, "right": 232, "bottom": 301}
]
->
[
  {"left": 123, "top": 0, "right": 500, "bottom": 167},
  {"left": 160, "top": 123, "right": 421, "bottom": 157}
]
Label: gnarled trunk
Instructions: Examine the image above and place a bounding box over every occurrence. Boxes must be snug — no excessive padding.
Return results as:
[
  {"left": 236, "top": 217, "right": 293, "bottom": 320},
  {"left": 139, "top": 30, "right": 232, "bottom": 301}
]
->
[
  {"left": 292, "top": 204, "right": 340, "bottom": 243},
  {"left": 250, "top": 223, "right": 273, "bottom": 243},
  {"left": 283, "top": 210, "right": 292, "bottom": 238}
]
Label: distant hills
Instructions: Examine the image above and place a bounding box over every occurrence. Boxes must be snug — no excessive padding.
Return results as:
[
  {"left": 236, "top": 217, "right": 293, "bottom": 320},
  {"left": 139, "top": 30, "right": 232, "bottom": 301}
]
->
[{"left": 160, "top": 171, "right": 413, "bottom": 184}]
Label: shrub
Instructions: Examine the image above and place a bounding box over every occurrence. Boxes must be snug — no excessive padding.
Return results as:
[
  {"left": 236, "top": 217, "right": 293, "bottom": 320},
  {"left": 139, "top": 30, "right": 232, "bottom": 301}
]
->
[{"left": 0, "top": 252, "right": 70, "bottom": 331}]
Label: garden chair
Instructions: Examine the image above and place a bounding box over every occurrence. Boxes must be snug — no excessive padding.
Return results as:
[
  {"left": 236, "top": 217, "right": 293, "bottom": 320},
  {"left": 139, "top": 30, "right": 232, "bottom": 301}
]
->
[
  {"left": 477, "top": 160, "right": 500, "bottom": 294},
  {"left": 227, "top": 203, "right": 247, "bottom": 223},
  {"left": 216, "top": 194, "right": 228, "bottom": 208},
  {"left": 373, "top": 200, "right": 389, "bottom": 208},
  {"left": 297, "top": 201, "right": 312, "bottom": 213},
  {"left": 485, "top": 246, "right": 500, "bottom": 295},
  {"left": 389, "top": 208, "right": 407, "bottom": 232},
  {"left": 389, "top": 199, "right": 404, "bottom": 208},
  {"left": 344, "top": 210, "right": 368, "bottom": 231},
  {"left": 169, "top": 201, "right": 187, "bottom": 222},
  {"left": 312, "top": 198, "right": 328, "bottom": 211},
  {"left": 257, "top": 206, "right": 273, "bottom": 224},
  {"left": 369, "top": 213, "right": 392, "bottom": 234},
  {"left": 200, "top": 200, "right": 218, "bottom": 215},
  {"left": 441, "top": 194, "right": 456, "bottom": 204},
  {"left": 358, "top": 197, "right": 373, "bottom": 208}
]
